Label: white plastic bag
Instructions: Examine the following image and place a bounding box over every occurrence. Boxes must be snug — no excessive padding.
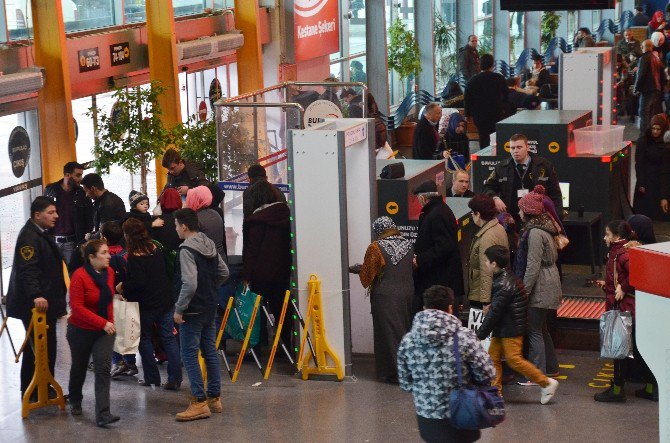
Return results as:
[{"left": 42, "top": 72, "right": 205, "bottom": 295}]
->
[
  {"left": 599, "top": 309, "right": 633, "bottom": 360},
  {"left": 468, "top": 308, "right": 492, "bottom": 352},
  {"left": 113, "top": 298, "right": 141, "bottom": 354}
]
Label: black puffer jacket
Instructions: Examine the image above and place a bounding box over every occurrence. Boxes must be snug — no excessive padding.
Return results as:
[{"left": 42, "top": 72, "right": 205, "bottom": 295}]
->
[{"left": 476, "top": 268, "right": 528, "bottom": 339}]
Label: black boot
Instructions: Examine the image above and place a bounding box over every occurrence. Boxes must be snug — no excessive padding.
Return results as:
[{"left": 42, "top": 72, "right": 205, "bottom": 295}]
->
[
  {"left": 635, "top": 385, "right": 659, "bottom": 402},
  {"left": 96, "top": 413, "right": 120, "bottom": 427},
  {"left": 594, "top": 386, "right": 626, "bottom": 403}
]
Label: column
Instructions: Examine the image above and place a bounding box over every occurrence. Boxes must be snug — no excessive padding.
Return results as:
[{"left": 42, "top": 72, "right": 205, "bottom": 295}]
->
[
  {"left": 366, "top": 0, "right": 389, "bottom": 115},
  {"left": 526, "top": 11, "right": 541, "bottom": 51},
  {"left": 457, "top": 0, "right": 474, "bottom": 50},
  {"left": 415, "top": 0, "right": 435, "bottom": 94},
  {"left": 234, "top": 0, "right": 264, "bottom": 93},
  {"left": 493, "top": 2, "right": 509, "bottom": 63}
]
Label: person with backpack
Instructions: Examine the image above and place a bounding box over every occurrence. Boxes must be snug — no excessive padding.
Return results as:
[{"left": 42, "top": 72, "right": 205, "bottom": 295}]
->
[{"left": 115, "top": 218, "right": 182, "bottom": 390}]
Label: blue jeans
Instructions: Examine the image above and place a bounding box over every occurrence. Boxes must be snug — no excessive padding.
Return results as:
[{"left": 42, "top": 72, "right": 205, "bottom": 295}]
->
[
  {"left": 180, "top": 311, "right": 220, "bottom": 400},
  {"left": 111, "top": 352, "right": 136, "bottom": 365},
  {"left": 138, "top": 308, "right": 182, "bottom": 384}
]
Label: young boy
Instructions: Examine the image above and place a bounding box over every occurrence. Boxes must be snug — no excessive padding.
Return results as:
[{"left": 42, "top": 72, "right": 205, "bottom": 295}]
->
[
  {"left": 477, "top": 245, "right": 559, "bottom": 404},
  {"left": 127, "top": 190, "right": 164, "bottom": 232}
]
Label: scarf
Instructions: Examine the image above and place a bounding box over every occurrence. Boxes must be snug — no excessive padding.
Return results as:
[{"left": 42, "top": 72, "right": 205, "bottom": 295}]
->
[
  {"left": 84, "top": 263, "right": 112, "bottom": 319},
  {"left": 372, "top": 216, "right": 412, "bottom": 265}
]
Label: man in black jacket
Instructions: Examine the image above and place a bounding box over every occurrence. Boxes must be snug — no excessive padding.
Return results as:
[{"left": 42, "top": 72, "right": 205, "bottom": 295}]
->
[
  {"left": 412, "top": 103, "right": 443, "bottom": 160},
  {"left": 484, "top": 133, "right": 562, "bottom": 227},
  {"left": 458, "top": 35, "right": 481, "bottom": 81},
  {"left": 476, "top": 245, "right": 558, "bottom": 402},
  {"left": 631, "top": 6, "right": 650, "bottom": 27},
  {"left": 6, "top": 196, "right": 67, "bottom": 398},
  {"left": 635, "top": 39, "right": 663, "bottom": 133},
  {"left": 161, "top": 148, "right": 211, "bottom": 195},
  {"left": 412, "top": 180, "right": 463, "bottom": 316},
  {"left": 43, "top": 161, "right": 92, "bottom": 265},
  {"left": 80, "top": 173, "right": 126, "bottom": 234},
  {"left": 446, "top": 170, "right": 475, "bottom": 198},
  {"left": 464, "top": 54, "right": 509, "bottom": 149}
]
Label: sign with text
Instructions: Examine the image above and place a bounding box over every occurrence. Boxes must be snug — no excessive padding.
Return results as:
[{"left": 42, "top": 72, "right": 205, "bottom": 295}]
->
[
  {"left": 304, "top": 99, "right": 343, "bottom": 127},
  {"left": 8, "top": 126, "right": 31, "bottom": 178},
  {"left": 78, "top": 47, "right": 100, "bottom": 72},
  {"left": 294, "top": 0, "right": 339, "bottom": 62},
  {"left": 344, "top": 123, "right": 367, "bottom": 147},
  {"left": 467, "top": 308, "right": 491, "bottom": 352},
  {"left": 110, "top": 42, "right": 130, "bottom": 66}
]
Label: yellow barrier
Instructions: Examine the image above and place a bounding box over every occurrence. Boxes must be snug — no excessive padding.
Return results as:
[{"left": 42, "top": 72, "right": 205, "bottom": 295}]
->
[
  {"left": 16, "top": 308, "right": 65, "bottom": 418},
  {"left": 231, "top": 294, "right": 262, "bottom": 382},
  {"left": 264, "top": 290, "right": 290, "bottom": 380}
]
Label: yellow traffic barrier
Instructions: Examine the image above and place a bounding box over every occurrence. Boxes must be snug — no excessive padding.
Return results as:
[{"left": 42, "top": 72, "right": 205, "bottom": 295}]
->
[
  {"left": 216, "top": 297, "right": 235, "bottom": 379},
  {"left": 16, "top": 308, "right": 65, "bottom": 418},
  {"left": 264, "top": 290, "right": 291, "bottom": 379},
  {"left": 298, "top": 275, "right": 344, "bottom": 381},
  {"left": 231, "top": 294, "right": 262, "bottom": 382}
]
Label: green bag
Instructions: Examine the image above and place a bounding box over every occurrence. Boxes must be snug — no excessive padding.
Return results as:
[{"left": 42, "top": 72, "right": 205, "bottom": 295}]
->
[
  {"left": 224, "top": 283, "right": 261, "bottom": 347},
  {"left": 152, "top": 240, "right": 176, "bottom": 283}
]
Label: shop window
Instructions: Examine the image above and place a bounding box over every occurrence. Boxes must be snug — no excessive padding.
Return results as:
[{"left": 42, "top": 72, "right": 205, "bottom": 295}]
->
[
  {"left": 63, "top": 0, "right": 116, "bottom": 33},
  {"left": 6, "top": 0, "right": 32, "bottom": 40},
  {"left": 509, "top": 12, "right": 524, "bottom": 63}
]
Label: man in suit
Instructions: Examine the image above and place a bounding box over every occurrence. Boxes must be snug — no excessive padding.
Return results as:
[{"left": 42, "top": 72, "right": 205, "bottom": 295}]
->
[
  {"left": 464, "top": 54, "right": 509, "bottom": 150},
  {"left": 412, "top": 102, "right": 442, "bottom": 160},
  {"left": 635, "top": 39, "right": 663, "bottom": 133},
  {"left": 446, "top": 170, "right": 475, "bottom": 198}
]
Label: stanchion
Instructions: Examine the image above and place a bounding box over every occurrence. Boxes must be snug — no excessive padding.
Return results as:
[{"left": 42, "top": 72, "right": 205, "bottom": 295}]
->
[
  {"left": 231, "top": 294, "right": 262, "bottom": 382},
  {"left": 263, "top": 290, "right": 293, "bottom": 379},
  {"left": 0, "top": 301, "right": 17, "bottom": 359},
  {"left": 216, "top": 297, "right": 234, "bottom": 379},
  {"left": 15, "top": 308, "right": 65, "bottom": 418}
]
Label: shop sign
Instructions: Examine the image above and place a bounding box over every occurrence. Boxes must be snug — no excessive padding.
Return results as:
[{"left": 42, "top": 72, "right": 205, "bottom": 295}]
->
[
  {"left": 110, "top": 42, "right": 131, "bottom": 67},
  {"left": 78, "top": 47, "right": 100, "bottom": 73},
  {"left": 303, "top": 99, "right": 343, "bottom": 127},
  {"left": 8, "top": 126, "right": 31, "bottom": 178},
  {"left": 294, "top": 0, "right": 340, "bottom": 62}
]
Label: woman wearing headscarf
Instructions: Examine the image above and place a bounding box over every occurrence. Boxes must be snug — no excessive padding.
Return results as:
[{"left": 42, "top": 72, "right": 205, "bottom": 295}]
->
[
  {"left": 440, "top": 112, "right": 470, "bottom": 160},
  {"left": 355, "top": 216, "right": 414, "bottom": 383},
  {"left": 628, "top": 214, "right": 657, "bottom": 244},
  {"left": 185, "top": 185, "right": 225, "bottom": 259},
  {"left": 634, "top": 113, "right": 670, "bottom": 221}
]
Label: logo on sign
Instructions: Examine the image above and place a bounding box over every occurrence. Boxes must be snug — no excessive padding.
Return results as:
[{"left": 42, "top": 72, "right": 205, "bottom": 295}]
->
[
  {"left": 295, "top": 0, "right": 330, "bottom": 17},
  {"left": 198, "top": 101, "right": 208, "bottom": 122},
  {"left": 303, "top": 99, "right": 343, "bottom": 127},
  {"left": 8, "top": 126, "right": 31, "bottom": 178},
  {"left": 294, "top": 0, "right": 339, "bottom": 62},
  {"left": 548, "top": 141, "right": 560, "bottom": 153},
  {"left": 386, "top": 201, "right": 399, "bottom": 215},
  {"left": 110, "top": 42, "right": 130, "bottom": 66},
  {"left": 78, "top": 47, "right": 100, "bottom": 73}
]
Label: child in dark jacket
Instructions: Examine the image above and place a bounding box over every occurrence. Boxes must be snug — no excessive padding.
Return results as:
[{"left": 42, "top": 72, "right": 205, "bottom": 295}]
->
[
  {"left": 126, "top": 191, "right": 164, "bottom": 233},
  {"left": 477, "top": 245, "right": 558, "bottom": 403}
]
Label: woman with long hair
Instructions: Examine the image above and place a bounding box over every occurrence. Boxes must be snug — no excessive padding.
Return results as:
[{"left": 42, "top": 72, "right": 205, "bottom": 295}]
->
[
  {"left": 633, "top": 113, "right": 670, "bottom": 220},
  {"left": 116, "top": 218, "right": 182, "bottom": 390},
  {"left": 67, "top": 239, "right": 119, "bottom": 427}
]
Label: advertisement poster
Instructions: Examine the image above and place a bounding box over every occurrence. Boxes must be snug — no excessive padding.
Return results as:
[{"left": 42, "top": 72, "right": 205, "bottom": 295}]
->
[{"left": 294, "top": 0, "right": 340, "bottom": 62}]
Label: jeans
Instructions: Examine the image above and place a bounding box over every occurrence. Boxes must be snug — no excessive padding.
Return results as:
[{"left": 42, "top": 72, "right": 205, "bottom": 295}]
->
[
  {"left": 528, "top": 307, "right": 558, "bottom": 375},
  {"left": 488, "top": 336, "right": 549, "bottom": 393},
  {"left": 111, "top": 351, "right": 136, "bottom": 365},
  {"left": 416, "top": 415, "right": 480, "bottom": 443},
  {"left": 180, "top": 311, "right": 220, "bottom": 400},
  {"left": 66, "top": 324, "right": 115, "bottom": 421},
  {"left": 138, "top": 308, "right": 182, "bottom": 384},
  {"left": 56, "top": 241, "right": 76, "bottom": 267},
  {"left": 21, "top": 317, "right": 57, "bottom": 395},
  {"left": 638, "top": 90, "right": 662, "bottom": 133}
]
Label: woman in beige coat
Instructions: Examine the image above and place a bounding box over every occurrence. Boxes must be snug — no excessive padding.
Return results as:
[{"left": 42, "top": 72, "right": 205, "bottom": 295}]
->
[{"left": 467, "top": 195, "right": 509, "bottom": 310}]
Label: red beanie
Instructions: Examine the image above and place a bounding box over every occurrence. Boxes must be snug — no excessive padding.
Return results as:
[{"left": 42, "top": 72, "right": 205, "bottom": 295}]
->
[
  {"left": 160, "top": 188, "right": 183, "bottom": 213},
  {"left": 518, "top": 185, "right": 546, "bottom": 216}
]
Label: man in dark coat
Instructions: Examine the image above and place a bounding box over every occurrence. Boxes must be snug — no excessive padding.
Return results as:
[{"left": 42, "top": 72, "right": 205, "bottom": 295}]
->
[
  {"left": 412, "top": 103, "right": 443, "bottom": 160},
  {"left": 161, "top": 148, "right": 211, "bottom": 196},
  {"left": 6, "top": 196, "right": 67, "bottom": 398},
  {"left": 458, "top": 35, "right": 481, "bottom": 81},
  {"left": 483, "top": 133, "right": 562, "bottom": 228},
  {"left": 43, "top": 161, "right": 93, "bottom": 265},
  {"left": 631, "top": 6, "right": 650, "bottom": 27},
  {"left": 464, "top": 54, "right": 509, "bottom": 149},
  {"left": 411, "top": 180, "right": 463, "bottom": 316},
  {"left": 80, "top": 173, "right": 126, "bottom": 234},
  {"left": 635, "top": 39, "right": 663, "bottom": 133}
]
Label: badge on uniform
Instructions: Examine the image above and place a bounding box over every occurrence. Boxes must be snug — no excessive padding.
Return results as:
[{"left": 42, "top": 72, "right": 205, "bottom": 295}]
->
[
  {"left": 20, "top": 245, "right": 35, "bottom": 261},
  {"left": 517, "top": 189, "right": 529, "bottom": 198}
]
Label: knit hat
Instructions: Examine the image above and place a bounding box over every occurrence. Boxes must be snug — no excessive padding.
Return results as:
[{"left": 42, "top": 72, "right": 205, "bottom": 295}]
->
[
  {"left": 129, "top": 190, "right": 149, "bottom": 210},
  {"left": 185, "top": 185, "right": 213, "bottom": 212},
  {"left": 160, "top": 188, "right": 182, "bottom": 213},
  {"left": 518, "top": 185, "right": 546, "bottom": 216}
]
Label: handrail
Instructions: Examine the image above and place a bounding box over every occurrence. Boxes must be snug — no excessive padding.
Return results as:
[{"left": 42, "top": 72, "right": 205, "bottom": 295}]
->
[{"left": 220, "top": 81, "right": 368, "bottom": 104}]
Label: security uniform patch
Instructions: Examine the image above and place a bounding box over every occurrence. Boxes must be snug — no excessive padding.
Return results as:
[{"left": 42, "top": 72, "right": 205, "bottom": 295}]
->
[{"left": 20, "top": 245, "right": 35, "bottom": 261}]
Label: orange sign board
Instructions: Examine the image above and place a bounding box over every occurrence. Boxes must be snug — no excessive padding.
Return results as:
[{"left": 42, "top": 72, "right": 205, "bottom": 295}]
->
[{"left": 294, "top": 0, "right": 340, "bottom": 62}]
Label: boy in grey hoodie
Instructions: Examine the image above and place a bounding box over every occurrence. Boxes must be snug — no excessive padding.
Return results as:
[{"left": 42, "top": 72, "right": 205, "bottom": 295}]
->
[{"left": 173, "top": 208, "right": 229, "bottom": 422}]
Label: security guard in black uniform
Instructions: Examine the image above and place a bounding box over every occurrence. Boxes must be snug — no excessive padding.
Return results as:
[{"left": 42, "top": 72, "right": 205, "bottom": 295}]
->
[
  {"left": 6, "top": 196, "right": 67, "bottom": 398},
  {"left": 483, "top": 133, "right": 562, "bottom": 228}
]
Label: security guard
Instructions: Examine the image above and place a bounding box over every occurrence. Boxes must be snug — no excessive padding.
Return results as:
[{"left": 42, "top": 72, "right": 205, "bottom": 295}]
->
[
  {"left": 6, "top": 196, "right": 67, "bottom": 398},
  {"left": 483, "top": 133, "right": 562, "bottom": 227}
]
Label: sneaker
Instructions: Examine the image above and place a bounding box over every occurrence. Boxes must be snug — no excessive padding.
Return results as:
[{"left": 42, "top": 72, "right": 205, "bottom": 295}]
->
[
  {"left": 110, "top": 362, "right": 128, "bottom": 378},
  {"left": 70, "top": 401, "right": 82, "bottom": 416},
  {"left": 87, "top": 361, "right": 94, "bottom": 371},
  {"left": 635, "top": 388, "right": 658, "bottom": 402},
  {"left": 175, "top": 399, "right": 211, "bottom": 422},
  {"left": 207, "top": 396, "right": 222, "bottom": 413},
  {"left": 125, "top": 363, "right": 139, "bottom": 377},
  {"left": 594, "top": 386, "right": 626, "bottom": 403},
  {"left": 163, "top": 381, "right": 182, "bottom": 391},
  {"left": 96, "top": 413, "right": 120, "bottom": 427},
  {"left": 540, "top": 378, "right": 559, "bottom": 404}
]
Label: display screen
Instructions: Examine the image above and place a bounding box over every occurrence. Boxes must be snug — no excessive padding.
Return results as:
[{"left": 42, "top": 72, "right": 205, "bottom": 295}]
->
[{"left": 500, "top": 0, "right": 615, "bottom": 11}]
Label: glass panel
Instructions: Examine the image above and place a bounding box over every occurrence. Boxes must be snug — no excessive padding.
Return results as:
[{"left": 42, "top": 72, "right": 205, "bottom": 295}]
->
[
  {"left": 125, "top": 0, "right": 207, "bottom": 22},
  {"left": 349, "top": 54, "right": 367, "bottom": 84},
  {"left": 435, "top": 1, "right": 457, "bottom": 89},
  {"left": 476, "top": 0, "right": 492, "bottom": 20},
  {"left": 174, "top": 0, "right": 206, "bottom": 17},
  {"left": 125, "top": 0, "right": 145, "bottom": 23},
  {"left": 567, "top": 11, "right": 577, "bottom": 42},
  {"left": 510, "top": 12, "right": 524, "bottom": 63},
  {"left": 349, "top": 0, "right": 366, "bottom": 54},
  {"left": 593, "top": 10, "right": 601, "bottom": 35},
  {"left": 72, "top": 95, "right": 96, "bottom": 164},
  {"left": 6, "top": 0, "right": 32, "bottom": 40},
  {"left": 329, "top": 61, "right": 343, "bottom": 80},
  {"left": 386, "top": 0, "right": 415, "bottom": 106},
  {"left": 64, "top": 0, "right": 115, "bottom": 32},
  {"left": 476, "top": 18, "right": 493, "bottom": 55}
]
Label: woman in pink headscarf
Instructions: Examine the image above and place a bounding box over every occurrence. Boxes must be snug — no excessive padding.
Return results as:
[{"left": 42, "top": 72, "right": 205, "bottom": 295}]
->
[{"left": 185, "top": 186, "right": 225, "bottom": 259}]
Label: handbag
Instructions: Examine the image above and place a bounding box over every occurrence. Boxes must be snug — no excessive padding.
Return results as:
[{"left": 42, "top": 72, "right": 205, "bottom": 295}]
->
[
  {"left": 224, "top": 283, "right": 261, "bottom": 347},
  {"left": 599, "top": 307, "right": 633, "bottom": 359},
  {"left": 112, "top": 298, "right": 141, "bottom": 354},
  {"left": 449, "top": 332, "right": 506, "bottom": 430},
  {"left": 554, "top": 234, "right": 570, "bottom": 251}
]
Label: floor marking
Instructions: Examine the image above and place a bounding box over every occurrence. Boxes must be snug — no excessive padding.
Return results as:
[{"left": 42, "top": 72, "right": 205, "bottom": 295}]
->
[{"left": 559, "top": 364, "right": 575, "bottom": 369}]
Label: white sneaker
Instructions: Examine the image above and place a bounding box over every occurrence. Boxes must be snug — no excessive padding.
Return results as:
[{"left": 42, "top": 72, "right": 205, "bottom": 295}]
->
[{"left": 540, "top": 378, "right": 559, "bottom": 404}]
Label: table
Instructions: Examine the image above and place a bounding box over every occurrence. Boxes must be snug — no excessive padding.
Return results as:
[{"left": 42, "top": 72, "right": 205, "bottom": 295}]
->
[{"left": 562, "top": 211, "right": 602, "bottom": 274}]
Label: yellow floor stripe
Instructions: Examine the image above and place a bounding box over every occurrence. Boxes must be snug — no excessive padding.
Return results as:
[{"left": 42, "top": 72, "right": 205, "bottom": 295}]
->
[
  {"left": 559, "top": 364, "right": 575, "bottom": 369},
  {"left": 555, "top": 375, "right": 568, "bottom": 380}
]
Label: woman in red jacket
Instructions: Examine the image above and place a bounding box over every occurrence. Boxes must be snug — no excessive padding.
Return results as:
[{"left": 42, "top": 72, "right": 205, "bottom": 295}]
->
[{"left": 67, "top": 239, "right": 119, "bottom": 427}]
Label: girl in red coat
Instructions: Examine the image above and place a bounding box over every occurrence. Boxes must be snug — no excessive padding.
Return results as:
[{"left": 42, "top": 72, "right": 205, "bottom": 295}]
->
[
  {"left": 67, "top": 239, "right": 120, "bottom": 427},
  {"left": 594, "top": 220, "right": 657, "bottom": 403}
]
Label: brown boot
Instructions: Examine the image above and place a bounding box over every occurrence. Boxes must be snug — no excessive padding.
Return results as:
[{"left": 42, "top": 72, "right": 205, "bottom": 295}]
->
[
  {"left": 207, "top": 396, "right": 222, "bottom": 413},
  {"left": 175, "top": 398, "right": 211, "bottom": 422}
]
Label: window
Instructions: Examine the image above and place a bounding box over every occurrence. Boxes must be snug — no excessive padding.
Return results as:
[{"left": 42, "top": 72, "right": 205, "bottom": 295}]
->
[
  {"left": 6, "top": 0, "right": 32, "bottom": 40},
  {"left": 386, "top": 0, "right": 415, "bottom": 106},
  {"left": 435, "top": 0, "right": 457, "bottom": 88},
  {"left": 330, "top": 1, "right": 367, "bottom": 83},
  {"left": 63, "top": 0, "right": 116, "bottom": 33},
  {"left": 567, "top": 11, "right": 577, "bottom": 42},
  {"left": 592, "top": 10, "right": 602, "bottom": 36},
  {"left": 475, "top": 0, "right": 493, "bottom": 55},
  {"left": 509, "top": 11, "right": 524, "bottom": 63}
]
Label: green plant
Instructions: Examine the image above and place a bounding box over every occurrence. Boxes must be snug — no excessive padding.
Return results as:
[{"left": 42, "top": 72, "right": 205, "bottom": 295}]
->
[
  {"left": 434, "top": 11, "right": 458, "bottom": 88},
  {"left": 88, "top": 81, "right": 170, "bottom": 195},
  {"left": 541, "top": 11, "right": 561, "bottom": 53},
  {"left": 172, "top": 115, "right": 219, "bottom": 181},
  {"left": 388, "top": 18, "right": 422, "bottom": 96}
]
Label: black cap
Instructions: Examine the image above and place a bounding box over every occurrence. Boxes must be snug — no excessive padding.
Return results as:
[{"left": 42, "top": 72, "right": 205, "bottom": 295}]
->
[{"left": 413, "top": 180, "right": 438, "bottom": 195}]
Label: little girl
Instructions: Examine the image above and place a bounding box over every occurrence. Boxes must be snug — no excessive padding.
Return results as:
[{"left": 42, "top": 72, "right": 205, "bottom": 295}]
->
[{"left": 594, "top": 220, "right": 657, "bottom": 403}]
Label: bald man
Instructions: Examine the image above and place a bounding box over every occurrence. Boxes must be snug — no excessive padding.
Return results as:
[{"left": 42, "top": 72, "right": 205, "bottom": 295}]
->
[
  {"left": 412, "top": 103, "right": 443, "bottom": 160},
  {"left": 634, "top": 39, "right": 662, "bottom": 132}
]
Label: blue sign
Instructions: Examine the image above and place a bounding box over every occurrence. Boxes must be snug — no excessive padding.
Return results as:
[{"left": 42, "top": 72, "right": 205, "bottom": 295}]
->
[{"left": 218, "top": 181, "right": 289, "bottom": 194}]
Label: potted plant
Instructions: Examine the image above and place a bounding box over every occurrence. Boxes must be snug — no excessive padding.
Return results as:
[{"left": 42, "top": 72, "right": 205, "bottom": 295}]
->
[
  {"left": 171, "top": 115, "right": 219, "bottom": 181},
  {"left": 88, "top": 81, "right": 170, "bottom": 195},
  {"left": 541, "top": 11, "right": 561, "bottom": 53}
]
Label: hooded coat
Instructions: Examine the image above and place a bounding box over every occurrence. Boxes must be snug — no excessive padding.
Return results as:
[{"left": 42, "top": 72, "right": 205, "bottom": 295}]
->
[
  {"left": 522, "top": 214, "right": 562, "bottom": 310},
  {"left": 604, "top": 239, "right": 638, "bottom": 316},
  {"left": 397, "top": 309, "right": 495, "bottom": 419}
]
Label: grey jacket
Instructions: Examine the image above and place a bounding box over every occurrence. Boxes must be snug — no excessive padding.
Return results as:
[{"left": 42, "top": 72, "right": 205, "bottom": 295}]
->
[
  {"left": 523, "top": 228, "right": 561, "bottom": 309},
  {"left": 197, "top": 208, "right": 225, "bottom": 259},
  {"left": 175, "top": 232, "right": 229, "bottom": 315}
]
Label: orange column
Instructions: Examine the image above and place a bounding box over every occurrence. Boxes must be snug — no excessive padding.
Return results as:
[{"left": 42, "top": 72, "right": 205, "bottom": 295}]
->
[{"left": 234, "top": 0, "right": 264, "bottom": 93}]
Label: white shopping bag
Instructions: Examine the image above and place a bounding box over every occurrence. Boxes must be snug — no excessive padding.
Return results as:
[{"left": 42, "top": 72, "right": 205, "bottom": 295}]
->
[
  {"left": 113, "top": 298, "right": 141, "bottom": 354},
  {"left": 468, "top": 308, "right": 492, "bottom": 352}
]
